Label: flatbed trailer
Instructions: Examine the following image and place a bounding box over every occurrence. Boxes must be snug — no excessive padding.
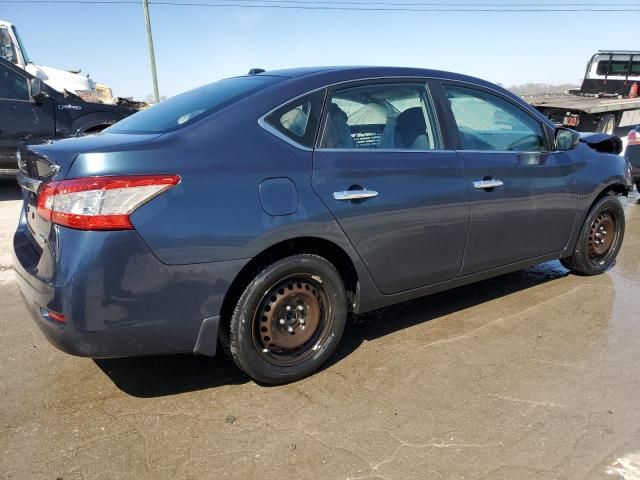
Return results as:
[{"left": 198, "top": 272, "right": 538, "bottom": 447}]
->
[{"left": 528, "top": 51, "right": 640, "bottom": 133}]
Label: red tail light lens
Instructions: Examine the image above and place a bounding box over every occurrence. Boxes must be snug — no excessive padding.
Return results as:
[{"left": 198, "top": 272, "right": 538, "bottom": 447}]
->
[
  {"left": 47, "top": 310, "right": 66, "bottom": 323},
  {"left": 37, "top": 175, "right": 180, "bottom": 230},
  {"left": 628, "top": 130, "right": 639, "bottom": 145}
]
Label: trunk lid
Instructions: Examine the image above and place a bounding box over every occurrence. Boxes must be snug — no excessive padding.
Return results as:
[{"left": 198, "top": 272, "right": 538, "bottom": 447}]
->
[{"left": 17, "top": 132, "right": 161, "bottom": 252}]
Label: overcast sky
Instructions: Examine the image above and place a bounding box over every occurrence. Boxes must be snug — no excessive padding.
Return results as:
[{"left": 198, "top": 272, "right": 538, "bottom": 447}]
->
[{"left": 2, "top": 1, "right": 636, "bottom": 100}]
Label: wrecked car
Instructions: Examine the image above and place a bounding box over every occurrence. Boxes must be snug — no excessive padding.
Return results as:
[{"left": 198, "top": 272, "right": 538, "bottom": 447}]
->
[
  {"left": 13, "top": 66, "right": 633, "bottom": 384},
  {"left": 624, "top": 125, "right": 640, "bottom": 192},
  {"left": 0, "top": 57, "right": 136, "bottom": 178}
]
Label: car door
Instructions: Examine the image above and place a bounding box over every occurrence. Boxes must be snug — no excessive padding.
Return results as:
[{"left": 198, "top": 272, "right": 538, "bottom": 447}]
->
[
  {"left": 0, "top": 60, "right": 55, "bottom": 170},
  {"left": 311, "top": 80, "right": 469, "bottom": 295},
  {"left": 437, "top": 81, "right": 577, "bottom": 275}
]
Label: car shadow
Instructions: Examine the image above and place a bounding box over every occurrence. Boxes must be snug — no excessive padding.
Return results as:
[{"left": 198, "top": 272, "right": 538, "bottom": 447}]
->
[
  {"left": 326, "top": 261, "right": 568, "bottom": 370},
  {"left": 96, "top": 261, "right": 568, "bottom": 398},
  {"left": 0, "top": 180, "right": 21, "bottom": 201}
]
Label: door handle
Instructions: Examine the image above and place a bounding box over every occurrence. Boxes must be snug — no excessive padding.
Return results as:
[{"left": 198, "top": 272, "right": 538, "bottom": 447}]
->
[
  {"left": 333, "top": 189, "right": 379, "bottom": 201},
  {"left": 473, "top": 179, "right": 504, "bottom": 190}
]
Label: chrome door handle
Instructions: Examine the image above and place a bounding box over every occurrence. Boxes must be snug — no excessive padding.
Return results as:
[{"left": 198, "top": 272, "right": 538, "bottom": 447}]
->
[
  {"left": 333, "top": 189, "right": 379, "bottom": 201},
  {"left": 473, "top": 179, "right": 504, "bottom": 189}
]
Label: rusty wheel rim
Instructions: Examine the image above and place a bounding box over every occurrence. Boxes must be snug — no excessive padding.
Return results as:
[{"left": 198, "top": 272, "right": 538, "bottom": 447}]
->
[
  {"left": 588, "top": 210, "right": 617, "bottom": 261},
  {"left": 254, "top": 274, "right": 332, "bottom": 366}
]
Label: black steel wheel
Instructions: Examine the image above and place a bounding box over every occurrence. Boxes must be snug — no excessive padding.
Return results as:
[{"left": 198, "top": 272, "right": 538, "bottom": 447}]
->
[
  {"left": 224, "top": 254, "right": 347, "bottom": 384},
  {"left": 561, "top": 194, "right": 625, "bottom": 275}
]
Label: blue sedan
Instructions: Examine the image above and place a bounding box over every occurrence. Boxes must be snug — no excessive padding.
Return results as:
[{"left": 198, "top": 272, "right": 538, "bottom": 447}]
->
[{"left": 14, "top": 66, "right": 633, "bottom": 384}]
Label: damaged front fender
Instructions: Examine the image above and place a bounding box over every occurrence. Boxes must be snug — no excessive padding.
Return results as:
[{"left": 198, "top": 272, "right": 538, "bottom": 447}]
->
[{"left": 579, "top": 132, "right": 623, "bottom": 155}]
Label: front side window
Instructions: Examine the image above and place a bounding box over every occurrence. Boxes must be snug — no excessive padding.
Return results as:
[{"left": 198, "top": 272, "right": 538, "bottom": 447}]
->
[
  {"left": 108, "top": 75, "right": 282, "bottom": 134},
  {"left": 319, "top": 83, "right": 440, "bottom": 150},
  {"left": 264, "top": 90, "right": 325, "bottom": 148},
  {"left": 0, "top": 63, "right": 29, "bottom": 100},
  {"left": 444, "top": 85, "right": 546, "bottom": 152}
]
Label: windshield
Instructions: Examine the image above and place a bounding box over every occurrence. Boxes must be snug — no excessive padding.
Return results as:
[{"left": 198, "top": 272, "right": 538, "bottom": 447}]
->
[
  {"left": 11, "top": 26, "right": 30, "bottom": 63},
  {"left": 108, "top": 76, "right": 282, "bottom": 134}
]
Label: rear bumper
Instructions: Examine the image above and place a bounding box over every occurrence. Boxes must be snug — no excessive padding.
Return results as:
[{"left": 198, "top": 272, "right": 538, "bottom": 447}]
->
[{"left": 13, "top": 210, "right": 248, "bottom": 358}]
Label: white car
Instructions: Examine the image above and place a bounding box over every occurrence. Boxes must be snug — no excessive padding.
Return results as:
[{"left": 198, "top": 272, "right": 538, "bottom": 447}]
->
[{"left": 0, "top": 19, "right": 101, "bottom": 102}]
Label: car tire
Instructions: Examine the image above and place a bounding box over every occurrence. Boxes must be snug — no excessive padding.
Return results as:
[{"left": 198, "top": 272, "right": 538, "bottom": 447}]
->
[
  {"left": 224, "top": 254, "right": 347, "bottom": 384},
  {"left": 597, "top": 114, "right": 617, "bottom": 134},
  {"left": 560, "top": 194, "right": 625, "bottom": 275}
]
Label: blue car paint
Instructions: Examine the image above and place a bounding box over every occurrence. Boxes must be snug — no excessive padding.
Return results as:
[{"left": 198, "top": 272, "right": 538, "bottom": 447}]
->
[
  {"left": 13, "top": 66, "right": 632, "bottom": 359},
  {"left": 312, "top": 148, "right": 469, "bottom": 294}
]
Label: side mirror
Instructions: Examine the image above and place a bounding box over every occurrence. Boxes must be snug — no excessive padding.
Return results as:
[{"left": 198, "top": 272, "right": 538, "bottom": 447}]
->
[
  {"left": 29, "top": 78, "right": 46, "bottom": 102},
  {"left": 555, "top": 127, "right": 580, "bottom": 151}
]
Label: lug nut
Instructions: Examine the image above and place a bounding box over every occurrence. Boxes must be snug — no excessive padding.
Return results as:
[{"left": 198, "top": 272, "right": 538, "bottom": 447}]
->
[
  {"left": 299, "top": 319, "right": 305, "bottom": 325},
  {"left": 287, "top": 326, "right": 294, "bottom": 333},
  {"left": 279, "top": 318, "right": 285, "bottom": 325},
  {"left": 286, "top": 305, "right": 292, "bottom": 311},
  {"left": 297, "top": 305, "right": 304, "bottom": 311}
]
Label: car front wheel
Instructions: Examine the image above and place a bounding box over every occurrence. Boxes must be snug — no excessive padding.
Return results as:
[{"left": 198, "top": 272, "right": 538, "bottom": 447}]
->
[
  {"left": 560, "top": 194, "right": 625, "bottom": 275},
  {"left": 225, "top": 254, "right": 348, "bottom": 384}
]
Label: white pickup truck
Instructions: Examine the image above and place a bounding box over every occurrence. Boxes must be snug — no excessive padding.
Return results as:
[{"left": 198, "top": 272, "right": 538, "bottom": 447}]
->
[{"left": 0, "top": 19, "right": 106, "bottom": 103}]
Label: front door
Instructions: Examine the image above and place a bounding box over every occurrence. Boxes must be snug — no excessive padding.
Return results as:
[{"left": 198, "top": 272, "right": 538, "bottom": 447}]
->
[
  {"left": 439, "top": 82, "right": 577, "bottom": 275},
  {"left": 312, "top": 81, "right": 469, "bottom": 295},
  {"left": 0, "top": 61, "right": 55, "bottom": 169}
]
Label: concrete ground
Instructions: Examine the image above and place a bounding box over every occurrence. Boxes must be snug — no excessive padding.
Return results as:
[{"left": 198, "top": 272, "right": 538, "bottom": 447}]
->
[{"left": 1, "top": 178, "right": 640, "bottom": 480}]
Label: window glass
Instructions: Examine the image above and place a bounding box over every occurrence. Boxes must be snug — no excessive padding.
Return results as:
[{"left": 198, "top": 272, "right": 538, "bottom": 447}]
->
[
  {"left": 319, "top": 83, "right": 440, "bottom": 150},
  {"left": 596, "top": 59, "right": 640, "bottom": 76},
  {"left": 265, "top": 90, "right": 325, "bottom": 148},
  {"left": 444, "top": 85, "right": 545, "bottom": 152},
  {"left": 108, "top": 75, "right": 282, "bottom": 134},
  {"left": 11, "top": 26, "right": 30, "bottom": 64},
  {"left": 0, "top": 63, "right": 29, "bottom": 100}
]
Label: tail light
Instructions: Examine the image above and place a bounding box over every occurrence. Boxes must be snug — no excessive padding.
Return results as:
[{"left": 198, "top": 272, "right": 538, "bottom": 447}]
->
[
  {"left": 37, "top": 175, "right": 180, "bottom": 230},
  {"left": 628, "top": 130, "right": 639, "bottom": 145}
]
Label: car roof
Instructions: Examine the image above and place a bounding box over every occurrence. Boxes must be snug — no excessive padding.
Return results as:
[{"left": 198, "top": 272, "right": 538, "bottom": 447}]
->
[
  {"left": 257, "top": 65, "right": 458, "bottom": 79},
  {"left": 252, "top": 65, "right": 500, "bottom": 91}
]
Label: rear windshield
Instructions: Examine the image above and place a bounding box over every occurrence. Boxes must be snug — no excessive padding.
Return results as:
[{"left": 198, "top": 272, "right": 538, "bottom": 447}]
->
[{"left": 108, "top": 76, "right": 282, "bottom": 134}]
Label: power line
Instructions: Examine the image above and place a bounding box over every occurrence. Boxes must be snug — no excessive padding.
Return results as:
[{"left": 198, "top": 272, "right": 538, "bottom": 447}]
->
[
  {"left": 0, "top": 0, "right": 634, "bottom": 10},
  {"left": 143, "top": 0, "right": 640, "bottom": 6},
  {"left": 3, "top": 0, "right": 638, "bottom": 3}
]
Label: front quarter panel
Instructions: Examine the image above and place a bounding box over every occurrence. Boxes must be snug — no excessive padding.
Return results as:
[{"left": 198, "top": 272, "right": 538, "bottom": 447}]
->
[{"left": 561, "top": 143, "right": 631, "bottom": 256}]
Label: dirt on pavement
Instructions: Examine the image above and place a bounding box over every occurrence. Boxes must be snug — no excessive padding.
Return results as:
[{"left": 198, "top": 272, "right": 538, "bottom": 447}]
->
[{"left": 1, "top": 180, "right": 640, "bottom": 480}]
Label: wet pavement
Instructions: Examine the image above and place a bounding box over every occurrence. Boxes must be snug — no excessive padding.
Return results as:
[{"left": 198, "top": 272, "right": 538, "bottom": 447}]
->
[{"left": 1, "top": 179, "right": 639, "bottom": 480}]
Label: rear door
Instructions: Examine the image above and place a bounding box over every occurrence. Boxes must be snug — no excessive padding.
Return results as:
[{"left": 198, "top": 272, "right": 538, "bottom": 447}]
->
[
  {"left": 0, "top": 60, "right": 54, "bottom": 171},
  {"left": 437, "top": 81, "right": 577, "bottom": 275},
  {"left": 311, "top": 80, "right": 469, "bottom": 294}
]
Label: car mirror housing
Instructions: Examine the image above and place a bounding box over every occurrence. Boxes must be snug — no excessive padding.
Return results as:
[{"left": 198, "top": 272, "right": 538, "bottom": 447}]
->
[
  {"left": 555, "top": 127, "right": 580, "bottom": 151},
  {"left": 29, "top": 78, "right": 46, "bottom": 103}
]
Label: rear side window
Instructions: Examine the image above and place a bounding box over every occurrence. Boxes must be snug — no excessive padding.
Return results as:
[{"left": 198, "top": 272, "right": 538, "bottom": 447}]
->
[
  {"left": 319, "top": 83, "right": 440, "bottom": 150},
  {"left": 264, "top": 90, "right": 325, "bottom": 148},
  {"left": 444, "top": 85, "right": 546, "bottom": 152},
  {"left": 108, "top": 76, "right": 282, "bottom": 134},
  {"left": 597, "top": 59, "right": 640, "bottom": 76},
  {"left": 0, "top": 63, "right": 29, "bottom": 100}
]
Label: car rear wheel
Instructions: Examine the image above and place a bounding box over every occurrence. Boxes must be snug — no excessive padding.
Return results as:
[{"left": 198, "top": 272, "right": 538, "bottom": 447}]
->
[
  {"left": 560, "top": 194, "right": 625, "bottom": 275},
  {"left": 224, "top": 254, "right": 347, "bottom": 384}
]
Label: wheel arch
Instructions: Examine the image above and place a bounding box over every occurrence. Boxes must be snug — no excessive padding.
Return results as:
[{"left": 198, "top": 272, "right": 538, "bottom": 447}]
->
[
  {"left": 219, "top": 236, "right": 361, "bottom": 331},
  {"left": 562, "top": 180, "right": 629, "bottom": 258},
  {"left": 70, "top": 112, "right": 116, "bottom": 135}
]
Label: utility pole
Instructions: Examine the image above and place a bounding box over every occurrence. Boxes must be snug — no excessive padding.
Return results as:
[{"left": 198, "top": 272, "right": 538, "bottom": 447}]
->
[{"left": 142, "top": 0, "right": 160, "bottom": 103}]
